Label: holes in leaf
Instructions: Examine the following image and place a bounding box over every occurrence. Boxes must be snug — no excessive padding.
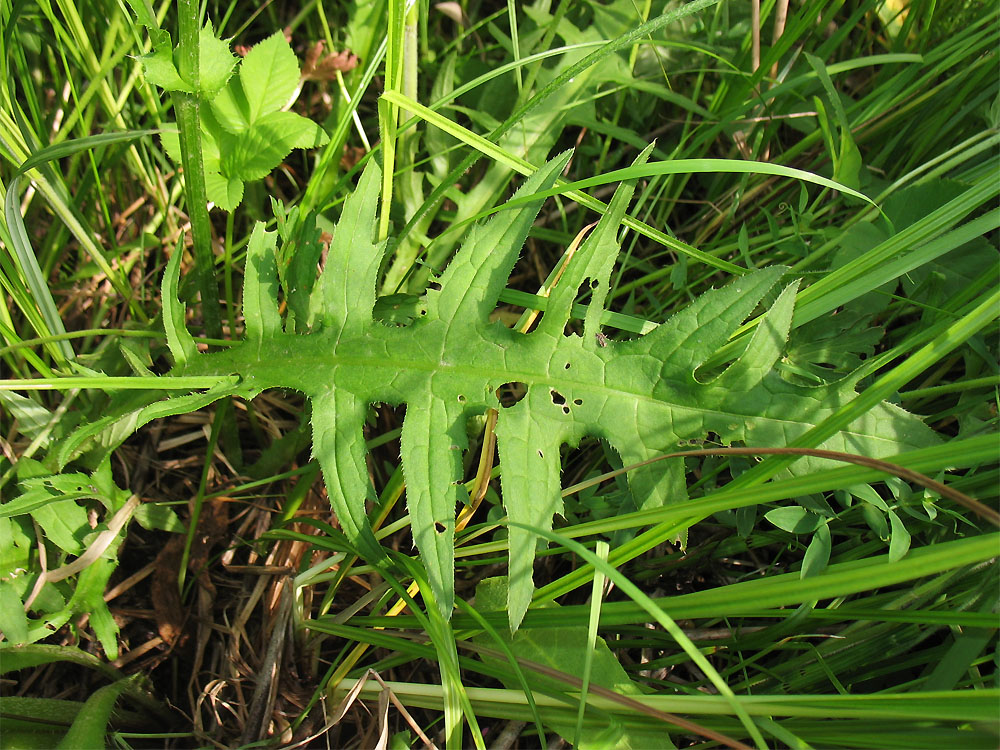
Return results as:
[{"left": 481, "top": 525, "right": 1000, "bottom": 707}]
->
[
  {"left": 537, "top": 450, "right": 544, "bottom": 458},
  {"left": 434, "top": 521, "right": 447, "bottom": 534},
  {"left": 550, "top": 389, "right": 571, "bottom": 415},
  {"left": 562, "top": 280, "right": 597, "bottom": 337},
  {"left": 564, "top": 362, "right": 572, "bottom": 370},
  {"left": 457, "top": 394, "right": 466, "bottom": 403},
  {"left": 497, "top": 382, "right": 527, "bottom": 408},
  {"left": 373, "top": 294, "right": 426, "bottom": 328},
  {"left": 427, "top": 280, "right": 442, "bottom": 292},
  {"left": 573, "top": 398, "right": 583, "bottom": 406}
]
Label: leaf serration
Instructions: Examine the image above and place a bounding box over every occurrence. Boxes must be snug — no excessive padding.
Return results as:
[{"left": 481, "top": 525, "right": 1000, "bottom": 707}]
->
[{"left": 168, "top": 152, "right": 939, "bottom": 629}]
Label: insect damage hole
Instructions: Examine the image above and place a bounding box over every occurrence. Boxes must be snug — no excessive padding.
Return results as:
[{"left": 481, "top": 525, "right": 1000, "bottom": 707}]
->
[
  {"left": 550, "top": 389, "right": 571, "bottom": 415},
  {"left": 563, "top": 279, "right": 596, "bottom": 337},
  {"left": 497, "top": 382, "right": 527, "bottom": 408},
  {"left": 434, "top": 521, "right": 447, "bottom": 534}
]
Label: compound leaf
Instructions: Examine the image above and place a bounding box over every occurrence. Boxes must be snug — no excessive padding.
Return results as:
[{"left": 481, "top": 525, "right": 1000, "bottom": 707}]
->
[{"left": 142, "top": 26, "right": 325, "bottom": 212}]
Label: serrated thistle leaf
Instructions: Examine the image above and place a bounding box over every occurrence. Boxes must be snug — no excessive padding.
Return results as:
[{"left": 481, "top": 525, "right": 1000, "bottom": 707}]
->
[
  {"left": 243, "top": 224, "right": 283, "bottom": 346},
  {"left": 162, "top": 246, "right": 197, "bottom": 367},
  {"left": 169, "top": 154, "right": 939, "bottom": 629}
]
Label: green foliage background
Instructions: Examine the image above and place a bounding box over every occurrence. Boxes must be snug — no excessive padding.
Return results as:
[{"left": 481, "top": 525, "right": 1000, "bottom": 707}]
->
[{"left": 0, "top": 0, "right": 997, "bottom": 748}]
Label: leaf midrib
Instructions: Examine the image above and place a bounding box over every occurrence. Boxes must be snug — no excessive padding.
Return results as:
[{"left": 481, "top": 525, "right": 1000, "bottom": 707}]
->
[{"left": 184, "top": 336, "right": 880, "bottom": 443}]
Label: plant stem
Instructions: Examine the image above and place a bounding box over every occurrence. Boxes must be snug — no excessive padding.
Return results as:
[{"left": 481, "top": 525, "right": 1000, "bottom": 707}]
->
[
  {"left": 224, "top": 209, "right": 236, "bottom": 336},
  {"left": 174, "top": 0, "right": 222, "bottom": 338}
]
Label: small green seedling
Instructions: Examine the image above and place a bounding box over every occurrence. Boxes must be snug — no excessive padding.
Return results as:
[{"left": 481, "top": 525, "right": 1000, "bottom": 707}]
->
[{"left": 137, "top": 20, "right": 329, "bottom": 210}]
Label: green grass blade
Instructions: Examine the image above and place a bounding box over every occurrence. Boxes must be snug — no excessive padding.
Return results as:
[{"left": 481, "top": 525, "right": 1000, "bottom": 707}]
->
[
  {"left": 509, "top": 521, "right": 770, "bottom": 748},
  {"left": 730, "top": 287, "right": 1000, "bottom": 488},
  {"left": 383, "top": 89, "right": 741, "bottom": 273},
  {"left": 3, "top": 128, "right": 156, "bottom": 356},
  {"left": 794, "top": 177, "right": 1000, "bottom": 325}
]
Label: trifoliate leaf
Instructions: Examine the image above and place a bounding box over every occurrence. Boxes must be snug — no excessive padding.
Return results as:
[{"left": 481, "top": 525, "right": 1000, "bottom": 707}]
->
[{"left": 154, "top": 29, "right": 323, "bottom": 212}]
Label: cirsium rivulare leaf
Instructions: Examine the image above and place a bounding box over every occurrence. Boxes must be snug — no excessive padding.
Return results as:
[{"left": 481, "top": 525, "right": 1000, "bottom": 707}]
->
[{"left": 167, "top": 154, "right": 938, "bottom": 629}]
